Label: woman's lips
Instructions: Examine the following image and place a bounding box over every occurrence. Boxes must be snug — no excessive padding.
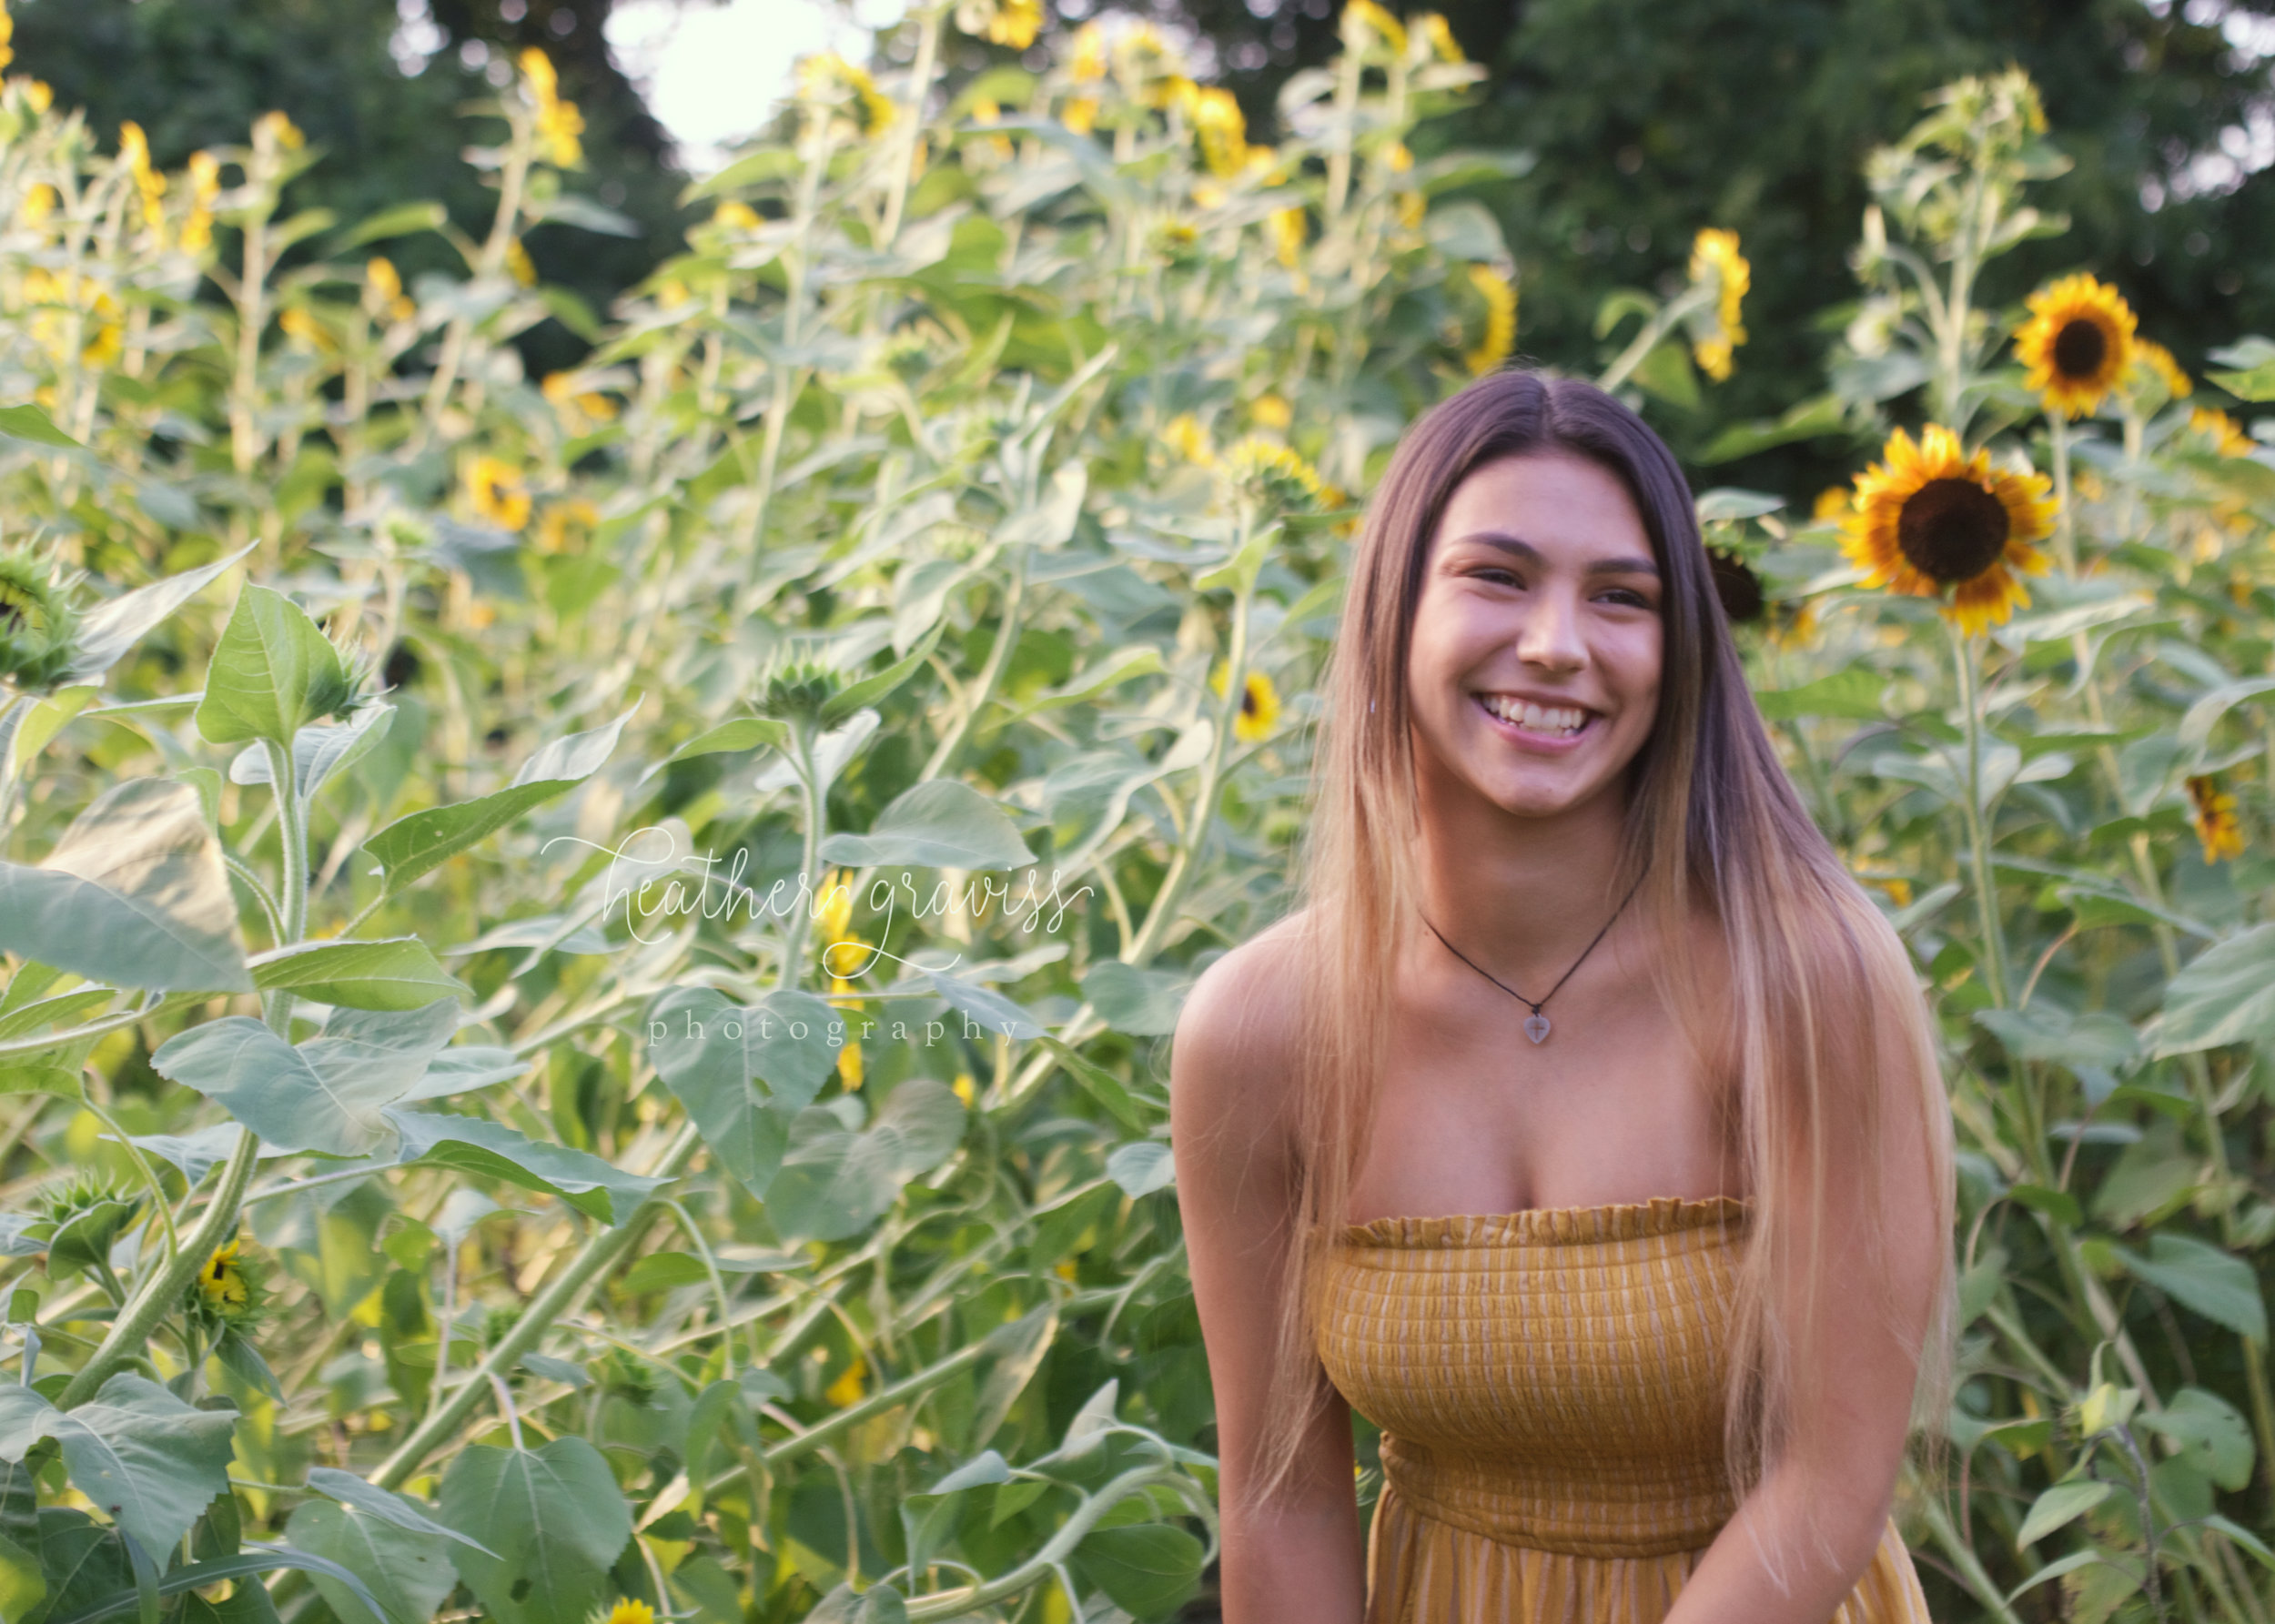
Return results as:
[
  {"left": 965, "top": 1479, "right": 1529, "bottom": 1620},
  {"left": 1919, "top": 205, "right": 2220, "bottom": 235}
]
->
[{"left": 1472, "top": 691, "right": 1597, "bottom": 752}]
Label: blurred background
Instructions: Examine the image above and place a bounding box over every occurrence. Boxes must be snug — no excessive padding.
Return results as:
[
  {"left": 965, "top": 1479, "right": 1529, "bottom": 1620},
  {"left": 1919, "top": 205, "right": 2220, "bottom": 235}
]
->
[{"left": 21, "top": 0, "right": 2275, "bottom": 491}]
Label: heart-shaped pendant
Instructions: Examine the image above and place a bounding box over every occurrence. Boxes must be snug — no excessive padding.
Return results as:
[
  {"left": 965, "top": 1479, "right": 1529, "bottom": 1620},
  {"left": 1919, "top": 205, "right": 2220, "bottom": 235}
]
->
[{"left": 1523, "top": 1014, "right": 1551, "bottom": 1044}]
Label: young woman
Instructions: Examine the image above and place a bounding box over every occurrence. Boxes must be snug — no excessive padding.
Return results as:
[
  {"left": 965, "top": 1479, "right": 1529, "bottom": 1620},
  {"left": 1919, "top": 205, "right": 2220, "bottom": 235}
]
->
[{"left": 1170, "top": 369, "right": 1956, "bottom": 1624}]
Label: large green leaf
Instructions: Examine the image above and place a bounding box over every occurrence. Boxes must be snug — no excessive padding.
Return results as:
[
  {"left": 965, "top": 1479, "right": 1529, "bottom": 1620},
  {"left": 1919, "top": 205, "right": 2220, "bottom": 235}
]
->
[
  {"left": 286, "top": 1499, "right": 460, "bottom": 1624},
  {"left": 194, "top": 584, "right": 349, "bottom": 748},
  {"left": 2140, "top": 1387, "right": 2256, "bottom": 1492},
  {"left": 3, "top": 1375, "right": 240, "bottom": 1560},
  {"left": 387, "top": 1111, "right": 668, "bottom": 1224},
  {"left": 2116, "top": 1233, "right": 2268, "bottom": 1340},
  {"left": 1081, "top": 963, "right": 1192, "bottom": 1037},
  {"left": 248, "top": 938, "right": 467, "bottom": 1012},
  {"left": 153, "top": 1016, "right": 407, "bottom": 1156},
  {"left": 361, "top": 704, "right": 636, "bottom": 893},
  {"left": 62, "top": 542, "right": 255, "bottom": 686},
  {"left": 2015, "top": 1479, "right": 2113, "bottom": 1548},
  {"left": 646, "top": 986, "right": 842, "bottom": 1198},
  {"left": 439, "top": 1438, "right": 632, "bottom": 1624},
  {"left": 816, "top": 778, "right": 1036, "bottom": 869},
  {"left": 1072, "top": 1523, "right": 1206, "bottom": 1619},
  {"left": 767, "top": 1079, "right": 966, "bottom": 1242},
  {"left": 2154, "top": 924, "right": 2275, "bottom": 1056},
  {"left": 0, "top": 778, "right": 252, "bottom": 993},
  {"left": 228, "top": 702, "right": 396, "bottom": 800}
]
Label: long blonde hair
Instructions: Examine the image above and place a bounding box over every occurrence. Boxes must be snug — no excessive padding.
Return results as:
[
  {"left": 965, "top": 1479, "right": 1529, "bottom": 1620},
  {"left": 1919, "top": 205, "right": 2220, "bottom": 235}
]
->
[{"left": 1265, "top": 369, "right": 1956, "bottom": 1564}]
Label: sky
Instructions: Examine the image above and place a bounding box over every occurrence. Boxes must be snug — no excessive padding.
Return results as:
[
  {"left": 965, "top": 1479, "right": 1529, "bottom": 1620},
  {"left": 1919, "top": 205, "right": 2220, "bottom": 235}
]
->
[{"left": 606, "top": 0, "right": 911, "bottom": 174}]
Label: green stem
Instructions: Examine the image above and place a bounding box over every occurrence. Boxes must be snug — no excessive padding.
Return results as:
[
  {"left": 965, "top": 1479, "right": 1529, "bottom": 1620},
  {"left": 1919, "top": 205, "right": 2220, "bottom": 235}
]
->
[
  {"left": 1916, "top": 1486, "right": 2027, "bottom": 1624},
  {"left": 1948, "top": 620, "right": 2011, "bottom": 1008},
  {"left": 57, "top": 1127, "right": 258, "bottom": 1407}
]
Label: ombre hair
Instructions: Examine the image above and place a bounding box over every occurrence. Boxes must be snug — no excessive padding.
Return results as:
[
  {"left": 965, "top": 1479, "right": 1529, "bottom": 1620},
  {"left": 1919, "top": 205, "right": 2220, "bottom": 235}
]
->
[{"left": 1263, "top": 368, "right": 1956, "bottom": 1572}]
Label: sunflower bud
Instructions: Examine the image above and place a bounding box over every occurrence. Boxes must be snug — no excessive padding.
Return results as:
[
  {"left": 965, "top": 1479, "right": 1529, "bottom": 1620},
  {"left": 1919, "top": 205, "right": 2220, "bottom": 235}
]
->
[
  {"left": 187, "top": 1235, "right": 270, "bottom": 1329},
  {"left": 0, "top": 550, "right": 83, "bottom": 694},
  {"left": 26, "top": 1173, "right": 143, "bottom": 1286},
  {"left": 757, "top": 655, "right": 846, "bottom": 728}
]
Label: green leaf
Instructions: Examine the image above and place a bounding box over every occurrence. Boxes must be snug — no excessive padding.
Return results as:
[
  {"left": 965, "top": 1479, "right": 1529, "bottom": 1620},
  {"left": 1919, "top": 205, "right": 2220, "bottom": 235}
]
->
[
  {"left": 387, "top": 1111, "right": 668, "bottom": 1225},
  {"left": 1073, "top": 1523, "right": 1206, "bottom": 1619},
  {"left": 1081, "top": 963, "right": 1192, "bottom": 1037},
  {"left": 2209, "top": 360, "right": 2275, "bottom": 401},
  {"left": 248, "top": 939, "right": 467, "bottom": 1012},
  {"left": 152, "top": 1016, "right": 410, "bottom": 1157},
  {"left": 2115, "top": 1233, "right": 2268, "bottom": 1340},
  {"left": 194, "top": 584, "right": 349, "bottom": 748},
  {"left": 0, "top": 778, "right": 253, "bottom": 993},
  {"left": 0, "top": 402, "right": 83, "bottom": 449},
  {"left": 439, "top": 1438, "right": 632, "bottom": 1624},
  {"left": 361, "top": 704, "right": 637, "bottom": 893},
  {"left": 1106, "top": 1142, "right": 1176, "bottom": 1198},
  {"left": 2139, "top": 1387, "right": 2255, "bottom": 1492},
  {"left": 45, "top": 1375, "right": 238, "bottom": 1559},
  {"left": 2154, "top": 924, "right": 2275, "bottom": 1056},
  {"left": 1753, "top": 669, "right": 1888, "bottom": 721},
  {"left": 1975, "top": 1007, "right": 2138, "bottom": 1072},
  {"left": 336, "top": 200, "right": 449, "bottom": 248},
  {"left": 809, "top": 1581, "right": 909, "bottom": 1624},
  {"left": 817, "top": 778, "right": 1036, "bottom": 869},
  {"left": 63, "top": 543, "right": 255, "bottom": 685},
  {"left": 821, "top": 620, "right": 946, "bottom": 727},
  {"left": 286, "top": 1499, "right": 458, "bottom": 1624},
  {"left": 228, "top": 704, "right": 396, "bottom": 800},
  {"left": 645, "top": 986, "right": 844, "bottom": 1199},
  {"left": 767, "top": 1079, "right": 966, "bottom": 1242},
  {"left": 619, "top": 1251, "right": 711, "bottom": 1293},
  {"left": 304, "top": 1468, "right": 497, "bottom": 1556},
  {"left": 2015, "top": 1478, "right": 2113, "bottom": 1548}
]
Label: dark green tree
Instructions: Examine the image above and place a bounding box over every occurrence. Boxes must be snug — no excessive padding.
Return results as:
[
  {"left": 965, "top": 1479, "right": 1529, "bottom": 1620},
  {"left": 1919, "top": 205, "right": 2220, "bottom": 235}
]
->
[{"left": 11, "top": 0, "right": 693, "bottom": 374}]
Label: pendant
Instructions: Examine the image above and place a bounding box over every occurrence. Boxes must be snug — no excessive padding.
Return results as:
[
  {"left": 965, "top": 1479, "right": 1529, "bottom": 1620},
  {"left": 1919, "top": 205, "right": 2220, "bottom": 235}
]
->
[{"left": 1523, "top": 1014, "right": 1551, "bottom": 1044}]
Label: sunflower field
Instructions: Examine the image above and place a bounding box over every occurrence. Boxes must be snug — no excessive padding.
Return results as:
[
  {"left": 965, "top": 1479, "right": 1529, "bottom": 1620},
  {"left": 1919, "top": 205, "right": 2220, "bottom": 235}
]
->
[{"left": 0, "top": 1, "right": 2270, "bottom": 1619}]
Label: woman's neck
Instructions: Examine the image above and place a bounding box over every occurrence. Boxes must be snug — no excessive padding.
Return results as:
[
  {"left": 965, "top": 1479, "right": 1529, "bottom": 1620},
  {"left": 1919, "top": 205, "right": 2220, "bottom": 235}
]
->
[{"left": 1411, "top": 778, "right": 1635, "bottom": 985}]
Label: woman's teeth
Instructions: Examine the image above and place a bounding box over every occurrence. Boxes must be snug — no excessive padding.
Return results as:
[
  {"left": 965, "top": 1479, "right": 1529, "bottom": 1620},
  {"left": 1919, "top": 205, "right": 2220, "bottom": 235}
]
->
[{"left": 1479, "top": 694, "right": 1591, "bottom": 737}]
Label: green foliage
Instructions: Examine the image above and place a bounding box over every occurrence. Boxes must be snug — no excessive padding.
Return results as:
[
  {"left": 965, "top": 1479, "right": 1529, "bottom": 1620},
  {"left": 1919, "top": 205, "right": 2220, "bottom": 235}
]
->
[{"left": 0, "top": 5, "right": 2270, "bottom": 1621}]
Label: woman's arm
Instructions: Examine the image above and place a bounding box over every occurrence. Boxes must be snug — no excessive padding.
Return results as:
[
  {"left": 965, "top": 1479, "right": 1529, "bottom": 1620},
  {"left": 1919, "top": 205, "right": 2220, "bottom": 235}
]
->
[
  {"left": 1170, "top": 937, "right": 1368, "bottom": 1624},
  {"left": 1665, "top": 938, "right": 1950, "bottom": 1623}
]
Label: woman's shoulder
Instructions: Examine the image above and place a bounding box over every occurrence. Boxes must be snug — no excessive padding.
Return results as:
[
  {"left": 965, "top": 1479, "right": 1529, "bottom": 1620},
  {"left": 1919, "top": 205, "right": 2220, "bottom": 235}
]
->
[{"left": 1167, "top": 909, "right": 1314, "bottom": 1150}]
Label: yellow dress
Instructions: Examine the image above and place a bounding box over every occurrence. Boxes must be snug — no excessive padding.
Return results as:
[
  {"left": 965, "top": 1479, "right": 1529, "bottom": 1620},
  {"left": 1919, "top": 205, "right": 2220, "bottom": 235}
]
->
[{"left": 1314, "top": 1195, "right": 1932, "bottom": 1623}]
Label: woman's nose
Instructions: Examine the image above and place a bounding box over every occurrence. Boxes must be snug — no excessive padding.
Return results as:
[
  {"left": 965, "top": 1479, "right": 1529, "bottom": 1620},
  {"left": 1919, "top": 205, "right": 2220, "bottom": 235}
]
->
[{"left": 1517, "top": 588, "right": 1587, "bottom": 672}]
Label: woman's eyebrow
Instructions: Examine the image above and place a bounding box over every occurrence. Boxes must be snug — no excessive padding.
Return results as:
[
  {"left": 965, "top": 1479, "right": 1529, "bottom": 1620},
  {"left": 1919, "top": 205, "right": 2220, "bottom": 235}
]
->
[{"left": 1452, "top": 530, "right": 1662, "bottom": 578}]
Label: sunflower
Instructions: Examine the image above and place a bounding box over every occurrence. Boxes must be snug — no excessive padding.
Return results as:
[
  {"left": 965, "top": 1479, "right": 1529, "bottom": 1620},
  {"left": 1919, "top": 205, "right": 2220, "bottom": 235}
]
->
[
  {"left": 1342, "top": 0, "right": 1407, "bottom": 56},
  {"left": 2014, "top": 274, "right": 2136, "bottom": 419},
  {"left": 2190, "top": 407, "right": 2255, "bottom": 458},
  {"left": 1268, "top": 206, "right": 1307, "bottom": 269},
  {"left": 1461, "top": 264, "right": 1516, "bottom": 377},
  {"left": 824, "top": 1355, "right": 866, "bottom": 1407},
  {"left": 1211, "top": 663, "right": 1282, "bottom": 741},
  {"left": 957, "top": 0, "right": 1042, "bottom": 49},
  {"left": 467, "top": 456, "right": 531, "bottom": 530},
  {"left": 0, "top": 549, "right": 79, "bottom": 691},
  {"left": 521, "top": 47, "right": 585, "bottom": 166},
  {"left": 1249, "top": 393, "right": 1291, "bottom": 429},
  {"left": 797, "top": 52, "right": 895, "bottom": 139},
  {"left": 2130, "top": 338, "right": 2191, "bottom": 401},
  {"left": 1707, "top": 547, "right": 1764, "bottom": 623},
  {"left": 1222, "top": 436, "right": 1322, "bottom": 512},
  {"left": 1190, "top": 86, "right": 1249, "bottom": 178},
  {"left": 1415, "top": 13, "right": 1464, "bottom": 62},
  {"left": 2187, "top": 775, "right": 2245, "bottom": 863},
  {"left": 1161, "top": 412, "right": 1214, "bottom": 467},
  {"left": 588, "top": 1601, "right": 656, "bottom": 1624},
  {"left": 1840, "top": 425, "right": 2057, "bottom": 635},
  {"left": 1688, "top": 228, "right": 1749, "bottom": 382}
]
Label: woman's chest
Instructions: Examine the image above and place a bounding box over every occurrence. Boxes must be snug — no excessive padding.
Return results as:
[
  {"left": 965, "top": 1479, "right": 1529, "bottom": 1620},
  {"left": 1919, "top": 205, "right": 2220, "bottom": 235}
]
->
[{"left": 1348, "top": 969, "right": 1740, "bottom": 1221}]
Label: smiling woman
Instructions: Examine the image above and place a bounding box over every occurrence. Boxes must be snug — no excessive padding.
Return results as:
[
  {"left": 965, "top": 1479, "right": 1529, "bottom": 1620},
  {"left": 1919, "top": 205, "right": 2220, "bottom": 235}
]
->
[{"left": 1171, "top": 369, "right": 1956, "bottom": 1624}]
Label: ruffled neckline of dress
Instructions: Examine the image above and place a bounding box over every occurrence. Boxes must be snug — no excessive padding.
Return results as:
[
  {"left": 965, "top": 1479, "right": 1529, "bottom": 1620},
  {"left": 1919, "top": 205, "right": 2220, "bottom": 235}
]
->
[{"left": 1343, "top": 1194, "right": 1751, "bottom": 1248}]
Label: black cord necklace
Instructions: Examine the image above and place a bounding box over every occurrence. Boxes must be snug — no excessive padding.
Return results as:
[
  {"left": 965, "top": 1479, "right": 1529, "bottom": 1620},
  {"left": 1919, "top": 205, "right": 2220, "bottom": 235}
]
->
[{"left": 1421, "top": 874, "right": 1646, "bottom": 1045}]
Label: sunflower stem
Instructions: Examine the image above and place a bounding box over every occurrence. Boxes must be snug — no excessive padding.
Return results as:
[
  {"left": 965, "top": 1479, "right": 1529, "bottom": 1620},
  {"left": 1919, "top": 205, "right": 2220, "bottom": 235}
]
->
[{"left": 1947, "top": 620, "right": 2011, "bottom": 1010}]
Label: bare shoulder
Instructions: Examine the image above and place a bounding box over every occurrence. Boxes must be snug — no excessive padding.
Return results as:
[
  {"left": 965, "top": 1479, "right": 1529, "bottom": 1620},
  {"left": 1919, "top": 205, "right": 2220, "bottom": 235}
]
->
[{"left": 1168, "top": 908, "right": 1313, "bottom": 1165}]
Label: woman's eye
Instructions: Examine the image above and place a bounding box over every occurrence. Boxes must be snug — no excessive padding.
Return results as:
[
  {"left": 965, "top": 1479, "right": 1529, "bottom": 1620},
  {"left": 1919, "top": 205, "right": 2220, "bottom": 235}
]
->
[{"left": 1598, "top": 587, "right": 1651, "bottom": 609}]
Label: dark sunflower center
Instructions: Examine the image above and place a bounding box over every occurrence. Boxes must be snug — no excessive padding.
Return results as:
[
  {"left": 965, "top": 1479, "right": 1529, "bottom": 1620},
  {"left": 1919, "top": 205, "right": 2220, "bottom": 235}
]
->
[
  {"left": 1707, "top": 547, "right": 1764, "bottom": 623},
  {"left": 2052, "top": 318, "right": 2108, "bottom": 381},
  {"left": 1240, "top": 682, "right": 1258, "bottom": 718},
  {"left": 1896, "top": 479, "right": 2009, "bottom": 585}
]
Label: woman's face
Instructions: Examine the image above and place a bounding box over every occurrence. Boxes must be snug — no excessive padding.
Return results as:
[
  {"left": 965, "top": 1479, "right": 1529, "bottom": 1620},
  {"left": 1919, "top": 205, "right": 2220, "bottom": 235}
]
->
[{"left": 1404, "top": 450, "right": 1665, "bottom": 822}]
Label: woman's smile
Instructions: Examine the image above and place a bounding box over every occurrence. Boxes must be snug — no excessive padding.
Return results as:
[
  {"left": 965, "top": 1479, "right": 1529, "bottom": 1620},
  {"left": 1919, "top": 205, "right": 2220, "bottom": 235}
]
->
[{"left": 1471, "top": 690, "right": 1600, "bottom": 751}]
